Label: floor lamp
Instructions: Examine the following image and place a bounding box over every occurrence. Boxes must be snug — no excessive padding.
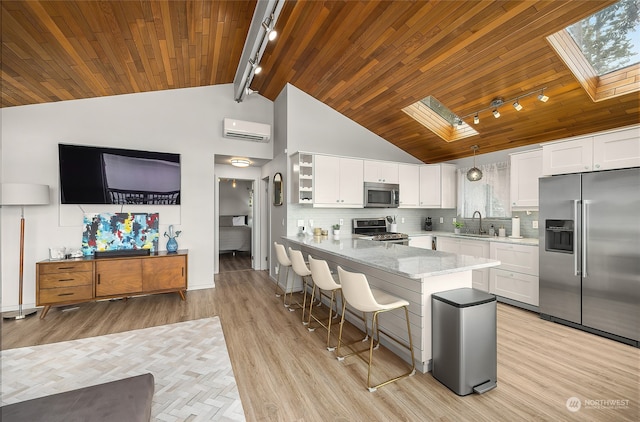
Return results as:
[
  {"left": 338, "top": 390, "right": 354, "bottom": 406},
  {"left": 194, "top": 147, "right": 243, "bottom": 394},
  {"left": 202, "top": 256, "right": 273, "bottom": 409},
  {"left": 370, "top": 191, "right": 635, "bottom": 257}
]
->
[{"left": 1, "top": 183, "right": 50, "bottom": 320}]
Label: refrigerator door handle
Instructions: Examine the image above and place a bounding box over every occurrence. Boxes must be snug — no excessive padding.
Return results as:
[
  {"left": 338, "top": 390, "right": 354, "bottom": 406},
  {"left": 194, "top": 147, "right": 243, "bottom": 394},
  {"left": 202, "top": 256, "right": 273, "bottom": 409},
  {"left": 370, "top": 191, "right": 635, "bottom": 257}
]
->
[
  {"left": 573, "top": 199, "right": 580, "bottom": 276},
  {"left": 582, "top": 200, "right": 589, "bottom": 277}
]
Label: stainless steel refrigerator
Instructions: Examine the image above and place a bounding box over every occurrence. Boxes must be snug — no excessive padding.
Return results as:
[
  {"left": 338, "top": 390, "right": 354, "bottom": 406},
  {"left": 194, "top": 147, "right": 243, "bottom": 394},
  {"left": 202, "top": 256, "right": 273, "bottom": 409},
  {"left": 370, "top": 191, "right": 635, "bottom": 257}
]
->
[{"left": 539, "top": 167, "right": 640, "bottom": 346}]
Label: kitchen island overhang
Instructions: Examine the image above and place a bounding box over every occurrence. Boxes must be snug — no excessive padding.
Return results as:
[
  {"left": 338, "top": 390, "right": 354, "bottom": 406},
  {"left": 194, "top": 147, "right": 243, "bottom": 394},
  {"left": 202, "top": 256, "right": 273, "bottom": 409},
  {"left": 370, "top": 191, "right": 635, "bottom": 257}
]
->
[{"left": 283, "top": 235, "right": 501, "bottom": 373}]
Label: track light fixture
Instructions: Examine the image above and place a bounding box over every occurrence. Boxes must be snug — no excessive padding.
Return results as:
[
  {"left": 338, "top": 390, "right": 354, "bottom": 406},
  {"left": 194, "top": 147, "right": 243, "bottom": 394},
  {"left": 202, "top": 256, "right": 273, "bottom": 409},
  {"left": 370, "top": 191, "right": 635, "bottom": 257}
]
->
[
  {"left": 262, "top": 18, "right": 277, "bottom": 41},
  {"left": 513, "top": 100, "right": 523, "bottom": 111},
  {"left": 538, "top": 89, "right": 549, "bottom": 102},
  {"left": 455, "top": 87, "right": 549, "bottom": 126}
]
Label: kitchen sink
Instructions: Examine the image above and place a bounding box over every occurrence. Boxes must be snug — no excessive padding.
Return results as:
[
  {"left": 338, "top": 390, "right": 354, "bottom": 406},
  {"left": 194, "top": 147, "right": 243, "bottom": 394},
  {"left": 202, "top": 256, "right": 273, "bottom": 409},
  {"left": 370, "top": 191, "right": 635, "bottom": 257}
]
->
[{"left": 454, "top": 233, "right": 492, "bottom": 238}]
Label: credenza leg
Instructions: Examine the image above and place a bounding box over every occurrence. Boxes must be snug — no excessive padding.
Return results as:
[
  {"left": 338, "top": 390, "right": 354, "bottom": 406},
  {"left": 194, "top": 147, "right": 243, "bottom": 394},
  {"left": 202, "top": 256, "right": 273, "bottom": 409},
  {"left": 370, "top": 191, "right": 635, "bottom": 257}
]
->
[
  {"left": 39, "top": 305, "right": 51, "bottom": 319},
  {"left": 178, "top": 290, "right": 186, "bottom": 301}
]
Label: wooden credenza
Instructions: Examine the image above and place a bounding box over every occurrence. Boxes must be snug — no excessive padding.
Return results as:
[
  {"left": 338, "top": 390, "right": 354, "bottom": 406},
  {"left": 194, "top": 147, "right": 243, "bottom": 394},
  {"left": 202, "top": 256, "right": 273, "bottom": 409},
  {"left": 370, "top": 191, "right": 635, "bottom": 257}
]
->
[{"left": 36, "top": 250, "right": 188, "bottom": 319}]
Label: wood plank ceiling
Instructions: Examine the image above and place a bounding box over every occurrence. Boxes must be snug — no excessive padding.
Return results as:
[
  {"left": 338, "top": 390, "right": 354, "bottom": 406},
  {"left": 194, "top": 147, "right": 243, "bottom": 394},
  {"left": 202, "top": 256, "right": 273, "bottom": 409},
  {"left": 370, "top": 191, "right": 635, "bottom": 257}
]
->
[{"left": 2, "top": 0, "right": 638, "bottom": 163}]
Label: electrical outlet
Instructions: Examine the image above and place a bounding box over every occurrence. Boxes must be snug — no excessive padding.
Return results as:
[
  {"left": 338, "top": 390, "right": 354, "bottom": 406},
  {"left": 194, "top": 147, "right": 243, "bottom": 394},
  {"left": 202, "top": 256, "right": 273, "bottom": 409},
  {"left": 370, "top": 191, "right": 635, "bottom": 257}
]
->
[
  {"left": 452, "top": 217, "right": 457, "bottom": 223},
  {"left": 440, "top": 217, "right": 444, "bottom": 224},
  {"left": 297, "top": 220, "right": 304, "bottom": 227},
  {"left": 401, "top": 217, "right": 405, "bottom": 223},
  {"left": 339, "top": 218, "right": 344, "bottom": 226},
  {"left": 275, "top": 266, "right": 278, "bottom": 275},
  {"left": 532, "top": 220, "right": 538, "bottom": 229},
  {"left": 309, "top": 219, "right": 314, "bottom": 227}
]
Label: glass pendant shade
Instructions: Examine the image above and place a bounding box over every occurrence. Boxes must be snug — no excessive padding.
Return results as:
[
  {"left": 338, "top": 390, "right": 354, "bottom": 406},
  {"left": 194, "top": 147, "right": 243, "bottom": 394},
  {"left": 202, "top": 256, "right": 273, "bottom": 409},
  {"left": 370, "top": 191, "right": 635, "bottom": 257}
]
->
[{"left": 467, "top": 167, "right": 483, "bottom": 181}]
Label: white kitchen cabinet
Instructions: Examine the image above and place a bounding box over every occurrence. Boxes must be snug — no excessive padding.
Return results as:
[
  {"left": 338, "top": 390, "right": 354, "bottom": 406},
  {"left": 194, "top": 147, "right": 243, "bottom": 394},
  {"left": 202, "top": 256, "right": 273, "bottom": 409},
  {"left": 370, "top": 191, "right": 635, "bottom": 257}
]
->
[
  {"left": 314, "top": 155, "right": 364, "bottom": 208},
  {"left": 510, "top": 149, "right": 542, "bottom": 209},
  {"left": 419, "top": 164, "right": 456, "bottom": 209},
  {"left": 364, "top": 160, "right": 399, "bottom": 184},
  {"left": 592, "top": 127, "right": 640, "bottom": 171},
  {"left": 489, "top": 242, "right": 539, "bottom": 306},
  {"left": 542, "top": 125, "right": 640, "bottom": 175},
  {"left": 437, "top": 236, "right": 490, "bottom": 292},
  {"left": 291, "top": 152, "right": 314, "bottom": 204},
  {"left": 398, "top": 164, "right": 420, "bottom": 208},
  {"left": 408, "top": 235, "right": 433, "bottom": 250}
]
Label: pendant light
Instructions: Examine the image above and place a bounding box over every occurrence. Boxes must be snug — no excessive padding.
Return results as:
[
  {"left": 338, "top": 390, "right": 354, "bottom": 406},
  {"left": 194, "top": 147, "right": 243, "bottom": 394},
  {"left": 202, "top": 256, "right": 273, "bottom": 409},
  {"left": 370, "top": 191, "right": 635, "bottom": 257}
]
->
[{"left": 466, "top": 145, "right": 483, "bottom": 181}]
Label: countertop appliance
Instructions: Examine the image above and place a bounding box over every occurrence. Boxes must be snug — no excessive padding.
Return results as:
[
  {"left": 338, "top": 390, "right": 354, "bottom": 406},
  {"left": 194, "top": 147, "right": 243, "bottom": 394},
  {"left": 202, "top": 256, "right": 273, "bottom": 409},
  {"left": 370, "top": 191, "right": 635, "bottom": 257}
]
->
[
  {"left": 352, "top": 217, "right": 408, "bottom": 244},
  {"left": 539, "top": 168, "right": 639, "bottom": 346},
  {"left": 425, "top": 217, "right": 433, "bottom": 231},
  {"left": 364, "top": 182, "right": 399, "bottom": 208}
]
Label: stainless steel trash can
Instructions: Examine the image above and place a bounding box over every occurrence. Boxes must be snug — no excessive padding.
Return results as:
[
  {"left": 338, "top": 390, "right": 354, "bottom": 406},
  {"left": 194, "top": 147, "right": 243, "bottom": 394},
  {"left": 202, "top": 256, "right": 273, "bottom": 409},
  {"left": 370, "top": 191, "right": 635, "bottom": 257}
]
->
[{"left": 432, "top": 288, "right": 497, "bottom": 396}]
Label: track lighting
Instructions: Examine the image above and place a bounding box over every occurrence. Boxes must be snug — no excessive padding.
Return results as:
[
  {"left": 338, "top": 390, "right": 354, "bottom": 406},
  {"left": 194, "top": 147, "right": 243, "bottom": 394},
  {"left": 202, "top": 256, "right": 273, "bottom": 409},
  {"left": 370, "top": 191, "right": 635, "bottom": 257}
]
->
[
  {"left": 513, "top": 100, "right": 523, "bottom": 111},
  {"left": 262, "top": 20, "right": 277, "bottom": 41},
  {"left": 538, "top": 89, "right": 549, "bottom": 102},
  {"left": 455, "top": 87, "right": 549, "bottom": 126},
  {"left": 466, "top": 145, "right": 483, "bottom": 182},
  {"left": 232, "top": 179, "right": 236, "bottom": 188}
]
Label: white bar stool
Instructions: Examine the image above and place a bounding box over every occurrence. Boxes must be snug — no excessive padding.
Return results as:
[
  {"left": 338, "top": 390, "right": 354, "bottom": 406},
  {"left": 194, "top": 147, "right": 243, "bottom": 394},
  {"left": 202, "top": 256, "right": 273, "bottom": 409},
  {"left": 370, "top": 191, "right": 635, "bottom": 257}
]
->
[
  {"left": 307, "top": 255, "right": 342, "bottom": 350},
  {"left": 335, "top": 266, "right": 416, "bottom": 392},
  {"left": 288, "top": 247, "right": 313, "bottom": 321},
  {"left": 273, "top": 242, "right": 292, "bottom": 307}
]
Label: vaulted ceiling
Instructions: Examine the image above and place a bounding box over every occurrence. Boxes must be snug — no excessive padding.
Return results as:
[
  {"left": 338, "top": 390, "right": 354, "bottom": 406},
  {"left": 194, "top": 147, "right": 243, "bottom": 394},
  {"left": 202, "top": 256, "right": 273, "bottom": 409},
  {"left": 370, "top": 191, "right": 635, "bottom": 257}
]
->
[{"left": 2, "top": 1, "right": 637, "bottom": 162}]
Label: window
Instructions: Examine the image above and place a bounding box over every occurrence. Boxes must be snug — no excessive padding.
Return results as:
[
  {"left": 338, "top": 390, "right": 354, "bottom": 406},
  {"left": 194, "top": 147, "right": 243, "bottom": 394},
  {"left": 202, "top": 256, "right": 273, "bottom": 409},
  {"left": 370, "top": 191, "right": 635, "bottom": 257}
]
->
[
  {"left": 457, "top": 162, "right": 510, "bottom": 218},
  {"left": 566, "top": 0, "right": 639, "bottom": 76}
]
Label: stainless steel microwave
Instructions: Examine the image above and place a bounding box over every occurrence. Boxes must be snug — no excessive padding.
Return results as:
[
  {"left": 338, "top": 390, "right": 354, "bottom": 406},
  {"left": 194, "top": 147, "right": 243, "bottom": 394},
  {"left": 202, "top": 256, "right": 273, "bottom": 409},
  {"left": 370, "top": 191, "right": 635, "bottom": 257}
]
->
[{"left": 364, "top": 182, "right": 399, "bottom": 208}]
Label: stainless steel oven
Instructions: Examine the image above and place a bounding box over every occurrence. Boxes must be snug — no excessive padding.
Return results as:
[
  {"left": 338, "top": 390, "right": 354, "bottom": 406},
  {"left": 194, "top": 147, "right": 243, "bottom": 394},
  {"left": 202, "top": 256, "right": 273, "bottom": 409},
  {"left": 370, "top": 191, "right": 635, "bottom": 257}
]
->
[{"left": 364, "top": 182, "right": 399, "bottom": 208}]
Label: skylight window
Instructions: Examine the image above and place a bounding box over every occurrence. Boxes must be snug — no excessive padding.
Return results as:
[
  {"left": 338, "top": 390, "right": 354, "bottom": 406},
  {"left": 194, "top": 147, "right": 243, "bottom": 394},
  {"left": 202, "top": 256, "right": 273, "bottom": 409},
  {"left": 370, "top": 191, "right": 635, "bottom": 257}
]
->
[
  {"left": 566, "top": 0, "right": 640, "bottom": 76},
  {"left": 403, "top": 96, "right": 478, "bottom": 143}
]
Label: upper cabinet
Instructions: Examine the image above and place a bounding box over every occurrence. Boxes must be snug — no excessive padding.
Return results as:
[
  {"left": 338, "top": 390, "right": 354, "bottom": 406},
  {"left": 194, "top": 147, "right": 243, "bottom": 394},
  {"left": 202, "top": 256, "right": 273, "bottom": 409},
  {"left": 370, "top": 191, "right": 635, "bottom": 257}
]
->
[
  {"left": 510, "top": 149, "right": 542, "bottom": 209},
  {"left": 398, "top": 164, "right": 420, "bottom": 208},
  {"left": 314, "top": 155, "right": 364, "bottom": 208},
  {"left": 419, "top": 164, "right": 456, "bottom": 208},
  {"left": 542, "top": 126, "right": 640, "bottom": 175},
  {"left": 363, "top": 160, "right": 399, "bottom": 184}
]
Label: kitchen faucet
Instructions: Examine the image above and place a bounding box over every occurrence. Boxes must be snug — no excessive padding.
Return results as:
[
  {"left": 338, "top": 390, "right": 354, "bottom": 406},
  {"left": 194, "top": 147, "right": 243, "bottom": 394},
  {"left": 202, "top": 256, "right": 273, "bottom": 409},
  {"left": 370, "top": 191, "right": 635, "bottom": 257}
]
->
[{"left": 472, "top": 210, "right": 484, "bottom": 235}]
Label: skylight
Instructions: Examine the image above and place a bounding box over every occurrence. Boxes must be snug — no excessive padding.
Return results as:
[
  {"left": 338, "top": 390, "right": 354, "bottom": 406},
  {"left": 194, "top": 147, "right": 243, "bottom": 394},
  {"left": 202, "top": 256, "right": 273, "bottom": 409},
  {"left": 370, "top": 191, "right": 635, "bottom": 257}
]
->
[
  {"left": 403, "top": 96, "right": 478, "bottom": 143},
  {"left": 565, "top": 0, "right": 640, "bottom": 76}
]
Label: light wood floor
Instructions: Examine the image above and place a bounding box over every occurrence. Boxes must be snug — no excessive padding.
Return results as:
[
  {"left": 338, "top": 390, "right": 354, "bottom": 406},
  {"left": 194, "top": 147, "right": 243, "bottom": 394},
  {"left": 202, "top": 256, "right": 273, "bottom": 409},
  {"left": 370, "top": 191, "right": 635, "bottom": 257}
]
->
[
  {"left": 219, "top": 251, "right": 252, "bottom": 273},
  {"left": 2, "top": 269, "right": 638, "bottom": 421}
]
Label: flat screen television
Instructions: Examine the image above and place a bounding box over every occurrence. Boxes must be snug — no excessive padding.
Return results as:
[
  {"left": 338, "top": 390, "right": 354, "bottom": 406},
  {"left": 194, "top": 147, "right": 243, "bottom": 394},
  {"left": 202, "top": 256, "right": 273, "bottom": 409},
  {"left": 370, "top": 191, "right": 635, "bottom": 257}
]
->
[{"left": 59, "top": 144, "right": 181, "bottom": 205}]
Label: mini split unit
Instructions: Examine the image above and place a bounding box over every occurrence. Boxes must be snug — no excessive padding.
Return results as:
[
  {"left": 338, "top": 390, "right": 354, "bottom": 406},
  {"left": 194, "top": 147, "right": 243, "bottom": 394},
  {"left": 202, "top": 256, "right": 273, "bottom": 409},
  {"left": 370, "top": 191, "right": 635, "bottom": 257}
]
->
[{"left": 223, "top": 118, "right": 271, "bottom": 142}]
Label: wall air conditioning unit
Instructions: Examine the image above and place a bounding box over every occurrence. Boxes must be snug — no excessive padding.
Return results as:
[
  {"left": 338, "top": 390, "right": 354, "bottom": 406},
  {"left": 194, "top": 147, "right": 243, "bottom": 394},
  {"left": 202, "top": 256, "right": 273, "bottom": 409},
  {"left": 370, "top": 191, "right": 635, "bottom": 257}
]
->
[{"left": 223, "top": 118, "right": 271, "bottom": 142}]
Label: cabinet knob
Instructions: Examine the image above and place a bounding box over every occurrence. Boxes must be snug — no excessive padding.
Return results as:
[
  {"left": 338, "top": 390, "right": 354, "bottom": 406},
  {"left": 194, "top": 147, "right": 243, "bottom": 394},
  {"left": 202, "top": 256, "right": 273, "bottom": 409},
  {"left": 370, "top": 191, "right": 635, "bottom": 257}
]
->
[
  {"left": 584, "top": 166, "right": 589, "bottom": 169},
  {"left": 595, "top": 164, "right": 600, "bottom": 169}
]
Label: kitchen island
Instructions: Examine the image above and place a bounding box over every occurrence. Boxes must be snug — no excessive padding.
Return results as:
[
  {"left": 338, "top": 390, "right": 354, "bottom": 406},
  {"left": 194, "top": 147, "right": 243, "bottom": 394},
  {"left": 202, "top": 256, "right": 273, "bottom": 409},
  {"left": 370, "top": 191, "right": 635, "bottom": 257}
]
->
[{"left": 283, "top": 235, "right": 501, "bottom": 373}]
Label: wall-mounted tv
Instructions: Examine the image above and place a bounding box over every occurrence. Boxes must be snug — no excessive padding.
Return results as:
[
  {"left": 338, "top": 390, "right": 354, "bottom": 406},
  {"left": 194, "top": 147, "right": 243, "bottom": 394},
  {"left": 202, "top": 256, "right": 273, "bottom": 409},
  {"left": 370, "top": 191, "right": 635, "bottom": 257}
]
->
[{"left": 59, "top": 144, "right": 181, "bottom": 205}]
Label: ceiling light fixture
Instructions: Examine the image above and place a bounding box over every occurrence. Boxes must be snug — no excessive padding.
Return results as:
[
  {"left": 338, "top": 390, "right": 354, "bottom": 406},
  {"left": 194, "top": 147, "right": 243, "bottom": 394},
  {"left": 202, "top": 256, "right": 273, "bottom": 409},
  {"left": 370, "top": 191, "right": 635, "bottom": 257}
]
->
[
  {"left": 456, "top": 87, "right": 549, "bottom": 126},
  {"left": 538, "top": 89, "right": 549, "bottom": 102},
  {"left": 231, "top": 158, "right": 251, "bottom": 167},
  {"left": 466, "top": 145, "right": 483, "bottom": 182},
  {"left": 232, "top": 179, "right": 237, "bottom": 188},
  {"left": 513, "top": 100, "right": 523, "bottom": 111},
  {"left": 262, "top": 18, "right": 277, "bottom": 41}
]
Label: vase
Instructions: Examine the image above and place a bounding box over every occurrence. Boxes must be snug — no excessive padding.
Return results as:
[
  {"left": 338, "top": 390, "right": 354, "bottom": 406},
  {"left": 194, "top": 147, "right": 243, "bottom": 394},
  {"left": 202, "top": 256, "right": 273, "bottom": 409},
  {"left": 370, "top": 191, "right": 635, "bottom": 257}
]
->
[{"left": 166, "top": 237, "right": 178, "bottom": 253}]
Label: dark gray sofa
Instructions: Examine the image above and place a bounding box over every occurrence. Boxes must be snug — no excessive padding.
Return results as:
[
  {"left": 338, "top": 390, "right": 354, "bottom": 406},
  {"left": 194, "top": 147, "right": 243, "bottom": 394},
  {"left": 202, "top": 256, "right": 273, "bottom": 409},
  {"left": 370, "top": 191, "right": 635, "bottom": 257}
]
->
[{"left": 1, "top": 373, "right": 154, "bottom": 422}]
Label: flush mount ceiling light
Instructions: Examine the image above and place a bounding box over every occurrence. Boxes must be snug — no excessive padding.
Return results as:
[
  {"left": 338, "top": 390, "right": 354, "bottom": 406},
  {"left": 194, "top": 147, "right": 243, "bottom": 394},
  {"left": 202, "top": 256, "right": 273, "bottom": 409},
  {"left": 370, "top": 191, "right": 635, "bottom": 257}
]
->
[
  {"left": 457, "top": 87, "right": 549, "bottom": 125},
  {"left": 466, "top": 145, "right": 483, "bottom": 182},
  {"left": 231, "top": 158, "right": 251, "bottom": 167}
]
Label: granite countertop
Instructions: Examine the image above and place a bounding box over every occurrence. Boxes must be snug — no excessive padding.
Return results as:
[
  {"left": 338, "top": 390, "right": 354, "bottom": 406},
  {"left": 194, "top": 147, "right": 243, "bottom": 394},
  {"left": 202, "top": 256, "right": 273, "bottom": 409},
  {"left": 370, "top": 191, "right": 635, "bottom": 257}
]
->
[
  {"left": 407, "top": 230, "right": 539, "bottom": 246},
  {"left": 284, "top": 235, "right": 500, "bottom": 279}
]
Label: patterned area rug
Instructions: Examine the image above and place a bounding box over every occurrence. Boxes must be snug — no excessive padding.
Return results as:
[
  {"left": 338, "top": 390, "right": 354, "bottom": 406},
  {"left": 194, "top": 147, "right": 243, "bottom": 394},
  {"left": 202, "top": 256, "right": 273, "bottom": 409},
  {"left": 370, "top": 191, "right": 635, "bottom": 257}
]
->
[{"left": 1, "top": 317, "right": 245, "bottom": 421}]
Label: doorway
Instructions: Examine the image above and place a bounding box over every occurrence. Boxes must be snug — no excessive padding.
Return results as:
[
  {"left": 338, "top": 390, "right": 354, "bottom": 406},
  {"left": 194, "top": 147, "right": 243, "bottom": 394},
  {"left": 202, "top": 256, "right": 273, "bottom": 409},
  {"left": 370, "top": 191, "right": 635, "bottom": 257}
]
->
[{"left": 218, "top": 178, "right": 254, "bottom": 273}]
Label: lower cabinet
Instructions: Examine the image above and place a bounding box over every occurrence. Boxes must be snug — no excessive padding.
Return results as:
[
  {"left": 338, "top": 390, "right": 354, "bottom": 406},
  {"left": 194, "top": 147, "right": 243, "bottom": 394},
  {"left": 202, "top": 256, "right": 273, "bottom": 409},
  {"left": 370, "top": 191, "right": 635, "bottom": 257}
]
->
[
  {"left": 436, "top": 236, "right": 490, "bottom": 292},
  {"left": 489, "top": 242, "right": 539, "bottom": 307},
  {"left": 37, "top": 250, "right": 188, "bottom": 318}
]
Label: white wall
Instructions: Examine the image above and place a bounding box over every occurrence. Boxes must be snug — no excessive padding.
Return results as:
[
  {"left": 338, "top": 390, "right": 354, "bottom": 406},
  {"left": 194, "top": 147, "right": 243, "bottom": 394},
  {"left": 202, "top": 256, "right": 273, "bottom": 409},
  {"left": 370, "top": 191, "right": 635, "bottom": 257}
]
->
[{"left": 1, "top": 84, "right": 273, "bottom": 311}]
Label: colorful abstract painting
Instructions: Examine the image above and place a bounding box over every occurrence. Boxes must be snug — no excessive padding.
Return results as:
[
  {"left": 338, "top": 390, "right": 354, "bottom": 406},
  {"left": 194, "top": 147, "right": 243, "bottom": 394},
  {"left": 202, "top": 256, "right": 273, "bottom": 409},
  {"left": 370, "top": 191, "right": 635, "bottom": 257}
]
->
[{"left": 82, "top": 213, "right": 159, "bottom": 256}]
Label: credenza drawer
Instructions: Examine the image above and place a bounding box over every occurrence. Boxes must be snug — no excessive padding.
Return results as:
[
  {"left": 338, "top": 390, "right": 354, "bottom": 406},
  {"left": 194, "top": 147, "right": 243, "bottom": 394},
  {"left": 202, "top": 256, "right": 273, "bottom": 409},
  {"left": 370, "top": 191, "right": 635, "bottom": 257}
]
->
[
  {"left": 39, "top": 271, "right": 93, "bottom": 289},
  {"left": 38, "top": 285, "right": 94, "bottom": 305},
  {"left": 39, "top": 261, "right": 93, "bottom": 274}
]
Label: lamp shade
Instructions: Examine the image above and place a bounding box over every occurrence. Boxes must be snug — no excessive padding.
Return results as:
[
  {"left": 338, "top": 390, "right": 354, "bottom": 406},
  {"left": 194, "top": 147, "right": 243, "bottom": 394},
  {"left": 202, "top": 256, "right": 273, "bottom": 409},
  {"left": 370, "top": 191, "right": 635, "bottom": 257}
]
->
[{"left": 1, "top": 183, "right": 50, "bottom": 206}]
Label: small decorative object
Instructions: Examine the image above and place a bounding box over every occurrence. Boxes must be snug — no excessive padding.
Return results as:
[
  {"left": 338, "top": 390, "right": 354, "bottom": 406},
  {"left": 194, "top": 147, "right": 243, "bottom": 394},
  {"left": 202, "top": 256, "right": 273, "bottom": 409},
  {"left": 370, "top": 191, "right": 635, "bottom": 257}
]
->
[
  {"left": 386, "top": 215, "right": 397, "bottom": 232},
  {"left": 453, "top": 221, "right": 464, "bottom": 234},
  {"left": 332, "top": 224, "right": 341, "bottom": 240},
  {"left": 164, "top": 225, "right": 181, "bottom": 253}
]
